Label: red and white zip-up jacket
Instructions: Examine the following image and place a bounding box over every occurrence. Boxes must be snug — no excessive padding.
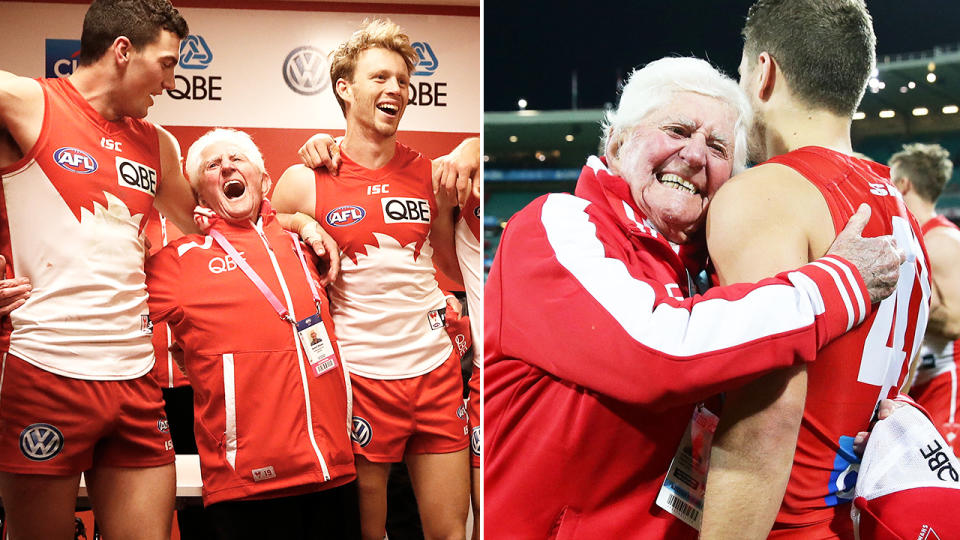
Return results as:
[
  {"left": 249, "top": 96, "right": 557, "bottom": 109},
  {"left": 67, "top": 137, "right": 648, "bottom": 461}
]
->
[
  {"left": 484, "top": 156, "right": 873, "bottom": 539},
  {"left": 145, "top": 201, "right": 355, "bottom": 506}
]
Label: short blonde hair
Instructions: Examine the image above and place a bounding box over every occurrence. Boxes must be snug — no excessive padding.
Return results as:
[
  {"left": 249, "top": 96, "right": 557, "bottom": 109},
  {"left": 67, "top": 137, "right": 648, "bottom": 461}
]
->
[
  {"left": 329, "top": 18, "right": 417, "bottom": 114},
  {"left": 184, "top": 128, "right": 265, "bottom": 189}
]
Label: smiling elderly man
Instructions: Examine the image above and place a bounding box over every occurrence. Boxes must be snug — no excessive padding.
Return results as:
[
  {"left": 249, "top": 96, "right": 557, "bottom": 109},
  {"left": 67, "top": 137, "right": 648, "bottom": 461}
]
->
[
  {"left": 145, "top": 129, "right": 357, "bottom": 540},
  {"left": 483, "top": 56, "right": 903, "bottom": 539}
]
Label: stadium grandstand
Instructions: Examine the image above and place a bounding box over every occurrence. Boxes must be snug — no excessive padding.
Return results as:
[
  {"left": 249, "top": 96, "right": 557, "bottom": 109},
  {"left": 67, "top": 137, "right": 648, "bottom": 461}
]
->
[{"left": 484, "top": 43, "right": 960, "bottom": 275}]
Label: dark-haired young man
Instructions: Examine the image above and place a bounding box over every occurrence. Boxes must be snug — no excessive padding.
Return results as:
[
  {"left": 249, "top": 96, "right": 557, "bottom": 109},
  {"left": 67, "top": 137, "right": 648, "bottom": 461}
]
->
[
  {"left": 890, "top": 144, "right": 960, "bottom": 449},
  {"left": 701, "top": 1, "right": 931, "bottom": 538},
  {"left": 0, "top": 1, "right": 200, "bottom": 538}
]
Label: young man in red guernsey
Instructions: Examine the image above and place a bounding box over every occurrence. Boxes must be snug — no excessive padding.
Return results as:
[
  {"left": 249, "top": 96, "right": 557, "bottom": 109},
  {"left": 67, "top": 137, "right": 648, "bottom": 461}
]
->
[
  {"left": 701, "top": 1, "right": 931, "bottom": 538},
  {"left": 0, "top": 1, "right": 200, "bottom": 538},
  {"left": 889, "top": 144, "right": 960, "bottom": 449},
  {"left": 272, "top": 19, "right": 469, "bottom": 540}
]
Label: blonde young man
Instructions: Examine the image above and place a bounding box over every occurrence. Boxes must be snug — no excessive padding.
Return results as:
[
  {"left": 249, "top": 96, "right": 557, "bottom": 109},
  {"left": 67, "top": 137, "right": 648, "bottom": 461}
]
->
[{"left": 272, "top": 20, "right": 469, "bottom": 540}]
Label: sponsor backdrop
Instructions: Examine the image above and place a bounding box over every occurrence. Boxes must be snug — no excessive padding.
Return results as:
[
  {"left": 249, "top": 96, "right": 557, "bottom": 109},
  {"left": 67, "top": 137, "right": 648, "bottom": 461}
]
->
[{"left": 1, "top": 1, "right": 480, "bottom": 289}]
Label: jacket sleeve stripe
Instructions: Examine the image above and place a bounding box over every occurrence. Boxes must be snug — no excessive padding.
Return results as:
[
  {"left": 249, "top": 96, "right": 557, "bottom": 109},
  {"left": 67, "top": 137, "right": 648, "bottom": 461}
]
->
[
  {"left": 541, "top": 193, "right": 824, "bottom": 357},
  {"left": 822, "top": 255, "right": 867, "bottom": 325},
  {"left": 808, "top": 260, "right": 856, "bottom": 331}
]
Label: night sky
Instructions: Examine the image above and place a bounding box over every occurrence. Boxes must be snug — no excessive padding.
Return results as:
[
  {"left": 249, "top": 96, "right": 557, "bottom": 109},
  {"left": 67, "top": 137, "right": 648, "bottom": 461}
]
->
[{"left": 485, "top": 1, "right": 960, "bottom": 111}]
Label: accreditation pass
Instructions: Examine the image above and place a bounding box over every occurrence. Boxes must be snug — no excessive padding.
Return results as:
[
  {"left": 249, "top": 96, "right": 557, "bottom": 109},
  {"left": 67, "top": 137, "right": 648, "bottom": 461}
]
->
[
  {"left": 655, "top": 404, "right": 718, "bottom": 530},
  {"left": 295, "top": 313, "right": 337, "bottom": 376}
]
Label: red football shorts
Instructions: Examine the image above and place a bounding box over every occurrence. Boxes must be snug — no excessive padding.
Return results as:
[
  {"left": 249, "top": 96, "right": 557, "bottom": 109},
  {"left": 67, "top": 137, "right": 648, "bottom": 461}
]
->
[
  {"left": 467, "top": 364, "right": 480, "bottom": 468},
  {"left": 349, "top": 351, "right": 467, "bottom": 462},
  {"left": 0, "top": 353, "right": 175, "bottom": 475}
]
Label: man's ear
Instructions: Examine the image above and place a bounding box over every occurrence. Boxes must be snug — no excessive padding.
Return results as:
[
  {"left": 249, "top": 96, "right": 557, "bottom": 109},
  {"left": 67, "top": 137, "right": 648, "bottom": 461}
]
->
[
  {"left": 260, "top": 171, "right": 273, "bottom": 197},
  {"left": 757, "top": 51, "right": 777, "bottom": 101},
  {"left": 605, "top": 128, "right": 626, "bottom": 174},
  {"left": 894, "top": 175, "right": 911, "bottom": 196},
  {"left": 335, "top": 78, "right": 352, "bottom": 105},
  {"left": 113, "top": 36, "right": 133, "bottom": 65}
]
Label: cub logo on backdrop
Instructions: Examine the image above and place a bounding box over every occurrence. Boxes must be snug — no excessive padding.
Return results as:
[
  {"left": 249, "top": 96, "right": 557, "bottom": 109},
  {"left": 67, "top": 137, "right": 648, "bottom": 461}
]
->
[
  {"left": 45, "top": 39, "right": 81, "bottom": 78},
  {"left": 168, "top": 34, "right": 222, "bottom": 101}
]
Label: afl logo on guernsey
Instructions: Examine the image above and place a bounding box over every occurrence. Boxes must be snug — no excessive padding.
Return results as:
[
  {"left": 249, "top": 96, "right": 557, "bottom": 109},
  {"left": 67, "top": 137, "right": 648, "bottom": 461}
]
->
[
  {"left": 351, "top": 416, "right": 372, "bottom": 447},
  {"left": 326, "top": 205, "right": 366, "bottom": 227},
  {"left": 53, "top": 147, "right": 98, "bottom": 174},
  {"left": 19, "top": 423, "right": 64, "bottom": 461}
]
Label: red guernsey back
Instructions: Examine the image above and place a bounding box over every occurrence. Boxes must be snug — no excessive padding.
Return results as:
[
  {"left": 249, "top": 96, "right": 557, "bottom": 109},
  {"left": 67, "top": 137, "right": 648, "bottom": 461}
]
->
[{"left": 768, "top": 147, "right": 931, "bottom": 537}]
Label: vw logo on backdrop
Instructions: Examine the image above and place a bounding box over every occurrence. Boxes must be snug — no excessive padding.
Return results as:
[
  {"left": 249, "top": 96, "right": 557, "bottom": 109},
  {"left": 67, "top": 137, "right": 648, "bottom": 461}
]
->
[{"left": 283, "top": 46, "right": 330, "bottom": 95}]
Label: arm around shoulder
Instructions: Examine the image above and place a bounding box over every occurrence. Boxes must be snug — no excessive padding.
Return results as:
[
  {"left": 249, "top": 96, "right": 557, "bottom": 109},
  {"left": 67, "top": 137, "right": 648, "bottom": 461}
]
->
[
  {"left": 701, "top": 164, "right": 823, "bottom": 539},
  {"left": 272, "top": 164, "right": 318, "bottom": 216},
  {"left": 154, "top": 127, "right": 200, "bottom": 235},
  {"left": 924, "top": 227, "right": 960, "bottom": 340}
]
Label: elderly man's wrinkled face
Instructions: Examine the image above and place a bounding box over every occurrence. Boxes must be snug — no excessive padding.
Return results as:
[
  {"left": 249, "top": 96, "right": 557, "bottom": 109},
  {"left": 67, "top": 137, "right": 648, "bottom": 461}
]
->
[
  {"left": 610, "top": 92, "right": 738, "bottom": 244},
  {"left": 196, "top": 141, "right": 269, "bottom": 223}
]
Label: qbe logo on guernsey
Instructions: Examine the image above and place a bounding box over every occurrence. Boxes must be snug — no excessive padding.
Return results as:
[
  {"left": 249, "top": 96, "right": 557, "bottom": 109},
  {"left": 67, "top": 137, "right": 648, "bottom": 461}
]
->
[
  {"left": 382, "top": 197, "right": 430, "bottom": 224},
  {"left": 408, "top": 41, "right": 447, "bottom": 108},
  {"left": 167, "top": 35, "right": 222, "bottom": 101},
  {"left": 45, "top": 39, "right": 81, "bottom": 78},
  {"left": 116, "top": 157, "right": 157, "bottom": 195},
  {"left": 283, "top": 46, "right": 330, "bottom": 96}
]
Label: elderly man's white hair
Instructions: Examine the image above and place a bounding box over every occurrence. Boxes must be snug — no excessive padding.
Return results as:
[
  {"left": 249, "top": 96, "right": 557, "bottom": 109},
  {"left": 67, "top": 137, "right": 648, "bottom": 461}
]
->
[
  {"left": 602, "top": 57, "right": 752, "bottom": 174},
  {"left": 184, "top": 128, "right": 266, "bottom": 188}
]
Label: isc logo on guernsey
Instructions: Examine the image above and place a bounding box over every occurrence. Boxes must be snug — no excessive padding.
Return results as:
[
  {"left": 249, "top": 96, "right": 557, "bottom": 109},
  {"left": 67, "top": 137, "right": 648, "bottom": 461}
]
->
[
  {"left": 53, "top": 147, "right": 98, "bottom": 174},
  {"left": 326, "top": 205, "right": 366, "bottom": 227}
]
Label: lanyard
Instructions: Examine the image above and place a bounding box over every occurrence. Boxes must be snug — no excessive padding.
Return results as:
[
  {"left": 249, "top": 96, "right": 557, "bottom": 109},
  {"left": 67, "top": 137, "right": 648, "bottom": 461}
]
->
[
  {"left": 208, "top": 226, "right": 320, "bottom": 323},
  {"left": 288, "top": 231, "right": 324, "bottom": 313}
]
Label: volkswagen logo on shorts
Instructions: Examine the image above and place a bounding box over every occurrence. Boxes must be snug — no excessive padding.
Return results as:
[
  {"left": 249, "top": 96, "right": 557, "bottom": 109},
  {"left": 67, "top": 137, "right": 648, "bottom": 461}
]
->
[
  {"left": 351, "top": 416, "right": 372, "bottom": 447},
  {"left": 19, "top": 423, "right": 64, "bottom": 461},
  {"left": 283, "top": 46, "right": 329, "bottom": 95},
  {"left": 471, "top": 426, "right": 481, "bottom": 457}
]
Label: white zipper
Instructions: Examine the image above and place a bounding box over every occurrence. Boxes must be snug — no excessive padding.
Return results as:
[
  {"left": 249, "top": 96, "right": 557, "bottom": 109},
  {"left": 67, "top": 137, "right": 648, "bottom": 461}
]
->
[
  {"left": 223, "top": 353, "right": 237, "bottom": 469},
  {"left": 160, "top": 217, "right": 175, "bottom": 389},
  {"left": 253, "top": 220, "right": 331, "bottom": 481}
]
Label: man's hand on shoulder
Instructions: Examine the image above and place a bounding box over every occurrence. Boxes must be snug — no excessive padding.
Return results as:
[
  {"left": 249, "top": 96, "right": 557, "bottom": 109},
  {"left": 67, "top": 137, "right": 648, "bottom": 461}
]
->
[
  {"left": 825, "top": 204, "right": 903, "bottom": 304},
  {"left": 298, "top": 133, "right": 341, "bottom": 176},
  {"left": 432, "top": 137, "right": 480, "bottom": 207},
  {"left": 0, "top": 255, "right": 30, "bottom": 317}
]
